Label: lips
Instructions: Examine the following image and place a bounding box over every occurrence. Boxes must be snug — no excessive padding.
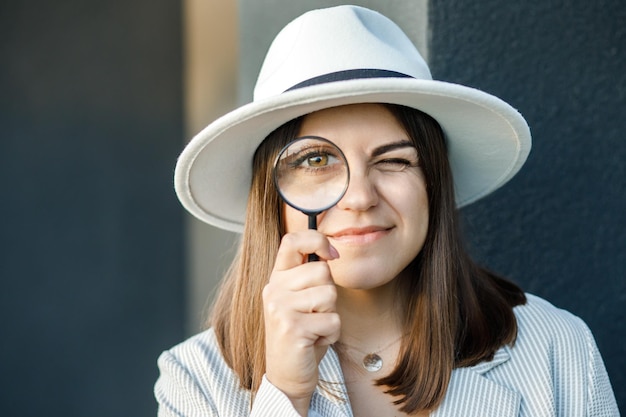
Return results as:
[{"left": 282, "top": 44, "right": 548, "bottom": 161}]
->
[
  {"left": 327, "top": 225, "right": 392, "bottom": 244},
  {"left": 329, "top": 225, "right": 389, "bottom": 237}
]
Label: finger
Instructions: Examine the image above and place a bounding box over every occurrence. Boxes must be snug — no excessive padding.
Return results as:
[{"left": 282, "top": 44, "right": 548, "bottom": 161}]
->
[
  {"left": 268, "top": 311, "right": 341, "bottom": 347},
  {"left": 273, "top": 284, "right": 337, "bottom": 313},
  {"left": 269, "top": 261, "right": 334, "bottom": 289},
  {"left": 300, "top": 284, "right": 337, "bottom": 313},
  {"left": 305, "top": 312, "right": 341, "bottom": 346},
  {"left": 264, "top": 307, "right": 340, "bottom": 348},
  {"left": 274, "top": 231, "right": 339, "bottom": 271}
]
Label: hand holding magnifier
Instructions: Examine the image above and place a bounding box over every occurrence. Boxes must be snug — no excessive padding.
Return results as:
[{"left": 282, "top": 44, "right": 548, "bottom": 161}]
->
[{"left": 274, "top": 136, "right": 350, "bottom": 261}]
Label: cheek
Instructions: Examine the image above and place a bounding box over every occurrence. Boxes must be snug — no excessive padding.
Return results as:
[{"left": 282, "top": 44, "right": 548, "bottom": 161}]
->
[
  {"left": 409, "top": 187, "right": 429, "bottom": 238},
  {"left": 386, "top": 175, "right": 429, "bottom": 239},
  {"left": 383, "top": 173, "right": 428, "bottom": 211},
  {"left": 283, "top": 204, "right": 310, "bottom": 233}
]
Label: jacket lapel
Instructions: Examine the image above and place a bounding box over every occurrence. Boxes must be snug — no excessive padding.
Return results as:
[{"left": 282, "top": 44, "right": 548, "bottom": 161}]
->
[
  {"left": 313, "top": 346, "right": 520, "bottom": 417},
  {"left": 311, "top": 347, "right": 354, "bottom": 417},
  {"left": 432, "top": 347, "right": 520, "bottom": 417}
]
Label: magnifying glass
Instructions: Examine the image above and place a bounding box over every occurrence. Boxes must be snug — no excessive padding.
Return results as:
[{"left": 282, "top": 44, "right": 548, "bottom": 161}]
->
[{"left": 274, "top": 136, "right": 350, "bottom": 261}]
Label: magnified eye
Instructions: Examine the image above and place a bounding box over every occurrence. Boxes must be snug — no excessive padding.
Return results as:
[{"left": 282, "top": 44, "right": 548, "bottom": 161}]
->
[
  {"left": 274, "top": 136, "right": 350, "bottom": 213},
  {"left": 307, "top": 153, "right": 329, "bottom": 167},
  {"left": 288, "top": 147, "right": 340, "bottom": 172}
]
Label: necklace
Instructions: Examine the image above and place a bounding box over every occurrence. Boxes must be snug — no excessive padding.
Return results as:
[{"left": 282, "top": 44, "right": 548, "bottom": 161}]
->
[{"left": 342, "top": 336, "right": 402, "bottom": 372}]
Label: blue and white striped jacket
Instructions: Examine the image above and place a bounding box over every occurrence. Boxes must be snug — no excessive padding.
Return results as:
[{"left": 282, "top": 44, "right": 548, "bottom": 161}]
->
[{"left": 155, "top": 294, "right": 619, "bottom": 416}]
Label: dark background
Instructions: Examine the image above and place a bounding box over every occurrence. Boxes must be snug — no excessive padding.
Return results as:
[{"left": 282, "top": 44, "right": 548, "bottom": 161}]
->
[
  {"left": 430, "top": 0, "right": 625, "bottom": 413},
  {"left": 1, "top": 1, "right": 623, "bottom": 416},
  {"left": 0, "top": 2, "right": 184, "bottom": 416}
]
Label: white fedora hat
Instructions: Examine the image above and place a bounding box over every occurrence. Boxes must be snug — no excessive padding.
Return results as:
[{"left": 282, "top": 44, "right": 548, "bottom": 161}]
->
[{"left": 175, "top": 5, "right": 531, "bottom": 232}]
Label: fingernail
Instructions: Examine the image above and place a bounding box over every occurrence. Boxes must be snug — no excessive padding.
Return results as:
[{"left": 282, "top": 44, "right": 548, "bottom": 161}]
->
[{"left": 329, "top": 244, "right": 340, "bottom": 259}]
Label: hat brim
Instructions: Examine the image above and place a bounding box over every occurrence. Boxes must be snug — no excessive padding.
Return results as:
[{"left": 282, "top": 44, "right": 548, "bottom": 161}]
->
[{"left": 175, "top": 78, "right": 531, "bottom": 232}]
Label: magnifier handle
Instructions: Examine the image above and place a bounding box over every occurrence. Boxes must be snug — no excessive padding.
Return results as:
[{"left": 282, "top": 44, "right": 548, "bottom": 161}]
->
[
  {"left": 308, "top": 253, "right": 319, "bottom": 262},
  {"left": 307, "top": 214, "right": 319, "bottom": 262}
]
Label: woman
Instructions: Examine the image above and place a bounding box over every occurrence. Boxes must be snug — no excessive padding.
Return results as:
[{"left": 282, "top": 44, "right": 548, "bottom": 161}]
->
[{"left": 155, "top": 6, "right": 618, "bottom": 417}]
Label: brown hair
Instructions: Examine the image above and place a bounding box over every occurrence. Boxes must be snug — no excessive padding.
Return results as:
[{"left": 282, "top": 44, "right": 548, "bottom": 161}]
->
[{"left": 209, "top": 104, "right": 526, "bottom": 414}]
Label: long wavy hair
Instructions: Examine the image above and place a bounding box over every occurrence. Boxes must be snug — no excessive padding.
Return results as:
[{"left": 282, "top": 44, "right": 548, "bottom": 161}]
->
[{"left": 209, "top": 103, "right": 526, "bottom": 414}]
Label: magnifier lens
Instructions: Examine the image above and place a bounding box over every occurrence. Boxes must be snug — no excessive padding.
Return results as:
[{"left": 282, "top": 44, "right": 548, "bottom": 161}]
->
[{"left": 274, "top": 137, "right": 349, "bottom": 214}]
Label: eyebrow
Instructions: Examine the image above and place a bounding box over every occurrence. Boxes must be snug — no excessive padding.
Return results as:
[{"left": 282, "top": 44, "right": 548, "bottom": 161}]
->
[{"left": 371, "top": 140, "right": 415, "bottom": 157}]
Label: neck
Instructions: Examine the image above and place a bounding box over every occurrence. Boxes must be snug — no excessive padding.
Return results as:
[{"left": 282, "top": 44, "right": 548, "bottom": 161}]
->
[{"left": 336, "top": 282, "right": 403, "bottom": 347}]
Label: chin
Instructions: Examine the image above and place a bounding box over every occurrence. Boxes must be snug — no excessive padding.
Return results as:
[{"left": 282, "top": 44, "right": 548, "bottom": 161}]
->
[{"left": 328, "top": 260, "right": 400, "bottom": 290}]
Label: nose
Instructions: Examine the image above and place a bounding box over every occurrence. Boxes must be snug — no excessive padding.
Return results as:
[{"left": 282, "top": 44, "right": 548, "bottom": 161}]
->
[{"left": 336, "top": 167, "right": 379, "bottom": 211}]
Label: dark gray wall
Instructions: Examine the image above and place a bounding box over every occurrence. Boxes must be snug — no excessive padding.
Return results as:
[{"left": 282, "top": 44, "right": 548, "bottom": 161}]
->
[
  {"left": 429, "top": 0, "right": 625, "bottom": 412},
  {"left": 0, "top": 2, "right": 185, "bottom": 416}
]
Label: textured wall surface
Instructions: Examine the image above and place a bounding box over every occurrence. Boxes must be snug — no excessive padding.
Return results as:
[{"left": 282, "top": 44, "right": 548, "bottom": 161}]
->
[
  {"left": 429, "top": 0, "right": 625, "bottom": 412},
  {"left": 0, "top": 2, "right": 185, "bottom": 416}
]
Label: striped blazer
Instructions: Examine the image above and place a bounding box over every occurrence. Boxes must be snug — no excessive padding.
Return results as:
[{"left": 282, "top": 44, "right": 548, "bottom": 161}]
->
[{"left": 155, "top": 294, "right": 619, "bottom": 416}]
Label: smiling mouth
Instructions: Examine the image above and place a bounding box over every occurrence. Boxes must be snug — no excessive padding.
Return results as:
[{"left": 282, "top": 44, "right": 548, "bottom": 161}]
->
[{"left": 328, "top": 226, "right": 392, "bottom": 244}]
